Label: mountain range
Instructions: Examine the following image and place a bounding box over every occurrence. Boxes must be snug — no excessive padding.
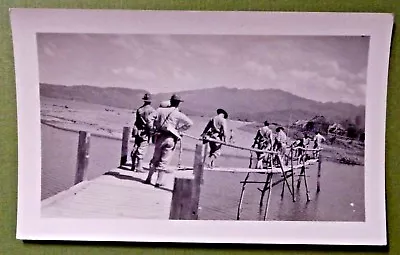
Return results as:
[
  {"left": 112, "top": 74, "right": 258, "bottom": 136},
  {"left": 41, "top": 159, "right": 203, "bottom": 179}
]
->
[{"left": 40, "top": 83, "right": 365, "bottom": 127}]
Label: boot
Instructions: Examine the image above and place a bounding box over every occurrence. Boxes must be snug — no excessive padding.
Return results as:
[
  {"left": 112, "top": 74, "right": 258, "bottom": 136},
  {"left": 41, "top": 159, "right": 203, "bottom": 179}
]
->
[
  {"left": 135, "top": 159, "right": 146, "bottom": 173},
  {"left": 155, "top": 171, "right": 165, "bottom": 187},
  {"left": 144, "top": 166, "right": 155, "bottom": 184},
  {"left": 131, "top": 153, "right": 136, "bottom": 171}
]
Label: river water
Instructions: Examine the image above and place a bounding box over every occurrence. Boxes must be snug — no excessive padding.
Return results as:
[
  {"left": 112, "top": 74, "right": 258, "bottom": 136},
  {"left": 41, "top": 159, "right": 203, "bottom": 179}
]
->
[{"left": 41, "top": 124, "right": 365, "bottom": 221}]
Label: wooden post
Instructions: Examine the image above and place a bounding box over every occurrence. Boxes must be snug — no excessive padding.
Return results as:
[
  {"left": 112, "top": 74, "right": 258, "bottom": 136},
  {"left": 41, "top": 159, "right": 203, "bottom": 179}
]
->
[
  {"left": 75, "top": 131, "right": 90, "bottom": 185},
  {"left": 193, "top": 143, "right": 205, "bottom": 186},
  {"left": 191, "top": 143, "right": 205, "bottom": 220},
  {"left": 120, "top": 126, "right": 131, "bottom": 166},
  {"left": 169, "top": 143, "right": 204, "bottom": 220},
  {"left": 169, "top": 176, "right": 196, "bottom": 220},
  {"left": 317, "top": 151, "right": 322, "bottom": 193}
]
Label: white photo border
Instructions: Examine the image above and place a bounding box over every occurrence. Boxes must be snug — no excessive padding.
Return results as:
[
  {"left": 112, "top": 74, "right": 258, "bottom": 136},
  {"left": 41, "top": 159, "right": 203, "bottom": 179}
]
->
[{"left": 10, "top": 8, "right": 393, "bottom": 245}]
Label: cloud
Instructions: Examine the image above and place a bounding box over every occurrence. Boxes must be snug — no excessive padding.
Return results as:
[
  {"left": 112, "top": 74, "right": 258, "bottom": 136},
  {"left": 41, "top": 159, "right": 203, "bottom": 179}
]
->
[
  {"left": 289, "top": 70, "right": 318, "bottom": 80},
  {"left": 244, "top": 61, "right": 277, "bottom": 80},
  {"left": 173, "top": 67, "right": 195, "bottom": 82},
  {"left": 110, "top": 37, "right": 144, "bottom": 59},
  {"left": 112, "top": 66, "right": 156, "bottom": 80}
]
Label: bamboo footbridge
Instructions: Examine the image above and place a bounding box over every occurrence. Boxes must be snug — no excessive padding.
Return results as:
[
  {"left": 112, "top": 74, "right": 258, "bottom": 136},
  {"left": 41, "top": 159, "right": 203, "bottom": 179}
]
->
[{"left": 41, "top": 126, "right": 322, "bottom": 220}]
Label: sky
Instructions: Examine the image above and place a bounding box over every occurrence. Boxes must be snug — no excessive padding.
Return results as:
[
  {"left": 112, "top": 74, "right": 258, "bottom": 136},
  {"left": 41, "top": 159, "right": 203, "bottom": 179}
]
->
[{"left": 37, "top": 33, "right": 369, "bottom": 105}]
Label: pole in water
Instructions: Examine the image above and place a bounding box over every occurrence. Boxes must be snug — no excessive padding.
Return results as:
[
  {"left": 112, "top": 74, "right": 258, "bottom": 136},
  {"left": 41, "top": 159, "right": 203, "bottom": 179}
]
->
[{"left": 317, "top": 151, "right": 322, "bottom": 193}]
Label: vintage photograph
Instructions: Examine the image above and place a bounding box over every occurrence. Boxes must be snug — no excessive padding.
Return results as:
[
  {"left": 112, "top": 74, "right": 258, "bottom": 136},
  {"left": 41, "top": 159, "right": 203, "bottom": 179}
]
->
[
  {"left": 39, "top": 33, "right": 368, "bottom": 222},
  {"left": 11, "top": 9, "right": 392, "bottom": 245}
]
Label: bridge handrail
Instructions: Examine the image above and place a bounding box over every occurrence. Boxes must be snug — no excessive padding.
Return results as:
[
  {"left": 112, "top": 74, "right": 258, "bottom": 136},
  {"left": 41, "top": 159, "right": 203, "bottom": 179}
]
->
[{"left": 181, "top": 133, "right": 279, "bottom": 155}]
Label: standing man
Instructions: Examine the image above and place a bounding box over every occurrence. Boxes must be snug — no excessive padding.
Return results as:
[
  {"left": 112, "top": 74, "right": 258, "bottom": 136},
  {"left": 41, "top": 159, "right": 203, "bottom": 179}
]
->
[
  {"left": 313, "top": 131, "right": 326, "bottom": 157},
  {"left": 201, "top": 108, "right": 229, "bottom": 168},
  {"left": 252, "top": 121, "right": 274, "bottom": 151},
  {"left": 130, "top": 93, "right": 155, "bottom": 172},
  {"left": 145, "top": 94, "right": 193, "bottom": 187},
  {"left": 273, "top": 127, "right": 288, "bottom": 165},
  {"left": 251, "top": 121, "right": 274, "bottom": 168}
]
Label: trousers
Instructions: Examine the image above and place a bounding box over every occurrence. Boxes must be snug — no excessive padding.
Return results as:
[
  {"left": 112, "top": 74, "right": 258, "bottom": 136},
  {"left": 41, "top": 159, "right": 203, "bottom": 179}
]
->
[{"left": 150, "top": 133, "right": 177, "bottom": 172}]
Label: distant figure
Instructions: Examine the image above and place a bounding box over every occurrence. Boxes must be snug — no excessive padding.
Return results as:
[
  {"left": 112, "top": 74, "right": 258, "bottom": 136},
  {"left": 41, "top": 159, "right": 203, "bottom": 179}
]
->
[
  {"left": 292, "top": 133, "right": 310, "bottom": 157},
  {"left": 272, "top": 127, "right": 288, "bottom": 165},
  {"left": 313, "top": 131, "right": 326, "bottom": 148},
  {"left": 145, "top": 94, "right": 193, "bottom": 187},
  {"left": 201, "top": 108, "right": 229, "bottom": 168},
  {"left": 313, "top": 131, "right": 326, "bottom": 157},
  {"left": 252, "top": 121, "right": 274, "bottom": 151},
  {"left": 273, "top": 127, "right": 287, "bottom": 152},
  {"left": 130, "top": 93, "right": 155, "bottom": 172},
  {"left": 250, "top": 121, "right": 274, "bottom": 168},
  {"left": 229, "top": 129, "right": 235, "bottom": 144}
]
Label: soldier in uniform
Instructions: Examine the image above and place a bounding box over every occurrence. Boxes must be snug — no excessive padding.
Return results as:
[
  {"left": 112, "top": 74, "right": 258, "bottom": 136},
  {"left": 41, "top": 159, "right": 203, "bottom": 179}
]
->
[
  {"left": 130, "top": 93, "right": 155, "bottom": 172},
  {"left": 144, "top": 94, "right": 193, "bottom": 187},
  {"left": 201, "top": 108, "right": 229, "bottom": 168}
]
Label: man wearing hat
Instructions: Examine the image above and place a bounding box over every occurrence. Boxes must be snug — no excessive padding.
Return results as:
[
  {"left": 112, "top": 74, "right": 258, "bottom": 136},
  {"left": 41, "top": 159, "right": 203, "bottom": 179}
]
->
[
  {"left": 250, "top": 120, "right": 274, "bottom": 168},
  {"left": 252, "top": 120, "right": 274, "bottom": 151},
  {"left": 201, "top": 108, "right": 229, "bottom": 168},
  {"left": 130, "top": 93, "right": 155, "bottom": 172},
  {"left": 145, "top": 94, "right": 193, "bottom": 187}
]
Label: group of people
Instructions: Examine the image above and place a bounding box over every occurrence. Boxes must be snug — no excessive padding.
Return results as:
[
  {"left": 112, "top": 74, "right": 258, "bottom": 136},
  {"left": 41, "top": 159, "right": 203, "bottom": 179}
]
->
[
  {"left": 130, "top": 93, "right": 230, "bottom": 187},
  {"left": 250, "top": 120, "right": 326, "bottom": 166},
  {"left": 130, "top": 92, "right": 327, "bottom": 186}
]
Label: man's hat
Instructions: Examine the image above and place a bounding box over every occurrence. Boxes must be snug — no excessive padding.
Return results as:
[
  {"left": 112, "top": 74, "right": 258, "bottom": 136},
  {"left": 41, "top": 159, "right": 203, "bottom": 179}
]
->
[
  {"left": 142, "top": 93, "right": 152, "bottom": 102},
  {"left": 170, "top": 94, "right": 184, "bottom": 102},
  {"left": 264, "top": 120, "right": 269, "bottom": 126},
  {"left": 217, "top": 108, "right": 228, "bottom": 119}
]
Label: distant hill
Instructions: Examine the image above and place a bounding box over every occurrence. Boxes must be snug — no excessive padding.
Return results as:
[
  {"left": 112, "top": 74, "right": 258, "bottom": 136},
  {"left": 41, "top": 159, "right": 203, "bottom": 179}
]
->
[{"left": 40, "top": 83, "right": 365, "bottom": 127}]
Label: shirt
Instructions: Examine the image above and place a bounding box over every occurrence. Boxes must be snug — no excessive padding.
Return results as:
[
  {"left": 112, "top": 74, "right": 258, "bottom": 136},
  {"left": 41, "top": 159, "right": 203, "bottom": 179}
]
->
[
  {"left": 277, "top": 130, "right": 287, "bottom": 144},
  {"left": 202, "top": 114, "right": 229, "bottom": 140},
  {"left": 134, "top": 104, "right": 155, "bottom": 130},
  {"left": 314, "top": 134, "right": 326, "bottom": 145},
  {"left": 258, "top": 126, "right": 273, "bottom": 143},
  {"left": 152, "top": 107, "right": 193, "bottom": 140}
]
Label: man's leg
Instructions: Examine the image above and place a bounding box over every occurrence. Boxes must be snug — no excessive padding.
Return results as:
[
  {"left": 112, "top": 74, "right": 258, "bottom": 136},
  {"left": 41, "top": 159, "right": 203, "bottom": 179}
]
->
[
  {"left": 135, "top": 138, "right": 149, "bottom": 172},
  {"left": 145, "top": 136, "right": 163, "bottom": 184},
  {"left": 155, "top": 137, "right": 176, "bottom": 187},
  {"left": 130, "top": 141, "right": 139, "bottom": 171},
  {"left": 209, "top": 142, "right": 222, "bottom": 168}
]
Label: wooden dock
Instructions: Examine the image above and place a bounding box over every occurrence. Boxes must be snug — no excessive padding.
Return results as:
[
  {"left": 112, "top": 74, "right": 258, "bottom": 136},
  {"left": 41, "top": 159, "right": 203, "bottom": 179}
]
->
[
  {"left": 42, "top": 167, "right": 171, "bottom": 219},
  {"left": 41, "top": 127, "right": 322, "bottom": 220}
]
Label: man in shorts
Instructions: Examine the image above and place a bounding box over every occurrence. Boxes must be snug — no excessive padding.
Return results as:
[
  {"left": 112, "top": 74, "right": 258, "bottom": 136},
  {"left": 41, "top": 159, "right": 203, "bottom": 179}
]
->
[
  {"left": 144, "top": 94, "right": 193, "bottom": 187},
  {"left": 131, "top": 93, "right": 155, "bottom": 172}
]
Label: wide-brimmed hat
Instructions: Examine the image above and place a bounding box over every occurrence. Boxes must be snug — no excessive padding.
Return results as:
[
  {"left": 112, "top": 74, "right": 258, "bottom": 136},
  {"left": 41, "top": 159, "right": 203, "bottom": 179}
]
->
[
  {"left": 170, "top": 94, "right": 184, "bottom": 102},
  {"left": 217, "top": 108, "right": 228, "bottom": 119},
  {"left": 142, "top": 93, "right": 152, "bottom": 102}
]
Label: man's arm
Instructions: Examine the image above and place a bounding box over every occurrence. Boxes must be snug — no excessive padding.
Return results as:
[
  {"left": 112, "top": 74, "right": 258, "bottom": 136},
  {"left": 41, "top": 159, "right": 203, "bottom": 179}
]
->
[
  {"left": 201, "top": 118, "right": 212, "bottom": 136},
  {"left": 177, "top": 112, "right": 193, "bottom": 132},
  {"left": 222, "top": 119, "right": 229, "bottom": 142}
]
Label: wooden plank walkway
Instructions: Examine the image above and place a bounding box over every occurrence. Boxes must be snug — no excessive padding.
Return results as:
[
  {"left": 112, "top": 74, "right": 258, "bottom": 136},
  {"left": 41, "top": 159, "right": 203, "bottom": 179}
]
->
[
  {"left": 41, "top": 166, "right": 191, "bottom": 219},
  {"left": 41, "top": 159, "right": 321, "bottom": 219}
]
